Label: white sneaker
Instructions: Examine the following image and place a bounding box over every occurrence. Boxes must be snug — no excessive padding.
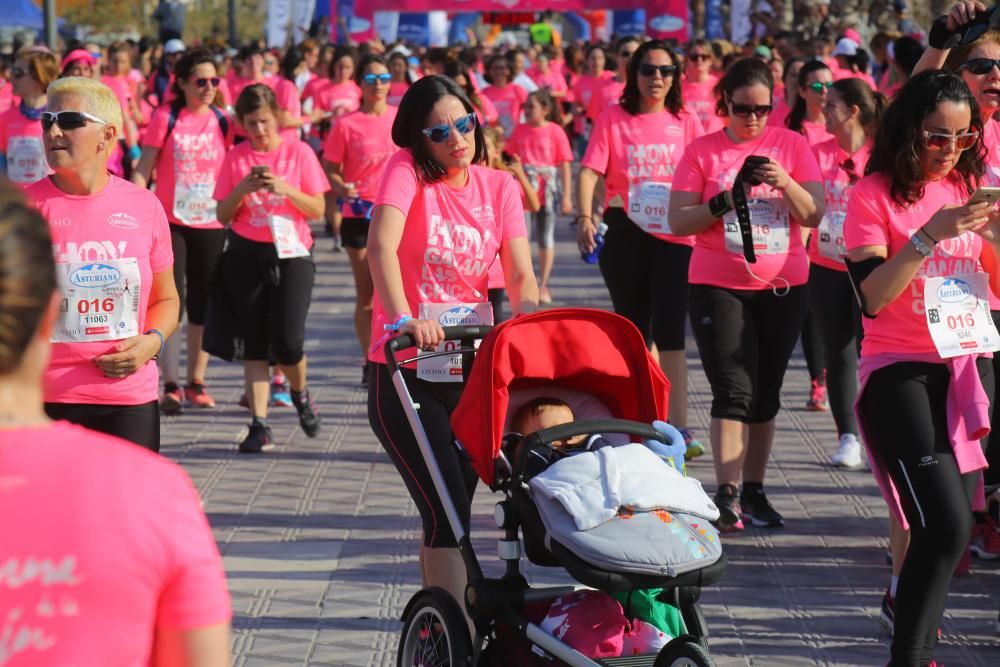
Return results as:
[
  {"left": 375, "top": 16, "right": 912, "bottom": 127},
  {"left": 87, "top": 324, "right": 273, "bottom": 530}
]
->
[{"left": 831, "top": 434, "right": 863, "bottom": 468}]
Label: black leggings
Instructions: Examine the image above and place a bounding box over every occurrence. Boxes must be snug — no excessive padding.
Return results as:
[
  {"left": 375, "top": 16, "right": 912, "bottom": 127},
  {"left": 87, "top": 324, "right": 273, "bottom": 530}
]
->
[
  {"left": 598, "top": 207, "right": 692, "bottom": 351},
  {"left": 808, "top": 264, "right": 862, "bottom": 436},
  {"left": 368, "top": 362, "right": 478, "bottom": 548},
  {"left": 800, "top": 311, "right": 826, "bottom": 383},
  {"left": 45, "top": 401, "right": 160, "bottom": 452},
  {"left": 171, "top": 224, "right": 225, "bottom": 325},
  {"left": 986, "top": 310, "right": 1000, "bottom": 487},
  {"left": 858, "top": 360, "right": 991, "bottom": 666}
]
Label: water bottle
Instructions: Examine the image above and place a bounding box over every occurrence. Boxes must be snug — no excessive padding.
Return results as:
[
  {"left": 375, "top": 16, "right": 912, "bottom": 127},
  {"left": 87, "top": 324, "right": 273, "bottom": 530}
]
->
[
  {"left": 581, "top": 221, "right": 608, "bottom": 264},
  {"left": 644, "top": 420, "right": 687, "bottom": 475}
]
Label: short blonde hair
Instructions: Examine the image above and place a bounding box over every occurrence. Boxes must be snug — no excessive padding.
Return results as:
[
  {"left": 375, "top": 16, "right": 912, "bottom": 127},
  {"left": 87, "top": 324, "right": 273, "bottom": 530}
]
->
[{"left": 47, "top": 77, "right": 123, "bottom": 140}]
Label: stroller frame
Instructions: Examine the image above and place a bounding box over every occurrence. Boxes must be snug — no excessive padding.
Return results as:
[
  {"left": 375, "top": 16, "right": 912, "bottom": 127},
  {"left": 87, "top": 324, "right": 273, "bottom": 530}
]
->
[{"left": 386, "top": 325, "right": 718, "bottom": 667}]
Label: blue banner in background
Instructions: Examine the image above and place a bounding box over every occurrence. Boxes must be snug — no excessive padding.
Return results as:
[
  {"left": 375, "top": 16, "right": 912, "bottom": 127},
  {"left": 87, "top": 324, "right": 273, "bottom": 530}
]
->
[
  {"left": 612, "top": 10, "right": 646, "bottom": 37},
  {"left": 563, "top": 12, "right": 592, "bottom": 42},
  {"left": 706, "top": 0, "right": 725, "bottom": 40},
  {"left": 448, "top": 13, "right": 479, "bottom": 45},
  {"left": 397, "top": 13, "right": 430, "bottom": 46}
]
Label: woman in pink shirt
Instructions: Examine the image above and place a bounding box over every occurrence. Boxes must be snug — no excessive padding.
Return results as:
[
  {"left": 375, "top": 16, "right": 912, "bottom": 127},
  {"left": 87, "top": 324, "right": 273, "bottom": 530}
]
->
[
  {"left": 482, "top": 55, "right": 529, "bottom": 138},
  {"left": 367, "top": 75, "right": 538, "bottom": 621},
  {"left": 444, "top": 60, "right": 499, "bottom": 128},
  {"left": 530, "top": 46, "right": 568, "bottom": 102},
  {"left": 683, "top": 38, "right": 722, "bottom": 132},
  {"left": 28, "top": 77, "right": 179, "bottom": 452},
  {"left": 570, "top": 44, "right": 611, "bottom": 157},
  {"left": 213, "top": 84, "right": 329, "bottom": 454},
  {"left": 670, "top": 57, "right": 825, "bottom": 532},
  {"left": 323, "top": 55, "right": 399, "bottom": 388},
  {"left": 0, "top": 195, "right": 231, "bottom": 667},
  {"left": 578, "top": 40, "right": 706, "bottom": 461},
  {"left": 768, "top": 57, "right": 804, "bottom": 130},
  {"left": 0, "top": 49, "right": 59, "bottom": 188},
  {"left": 844, "top": 69, "right": 1000, "bottom": 667},
  {"left": 133, "top": 48, "right": 232, "bottom": 415},
  {"left": 585, "top": 36, "right": 638, "bottom": 121},
  {"left": 387, "top": 51, "right": 413, "bottom": 106}
]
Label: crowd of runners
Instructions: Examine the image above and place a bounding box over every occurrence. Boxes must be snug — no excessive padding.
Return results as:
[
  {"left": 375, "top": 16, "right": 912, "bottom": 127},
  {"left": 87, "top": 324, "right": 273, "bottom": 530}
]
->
[{"left": 1, "top": 2, "right": 1000, "bottom": 665}]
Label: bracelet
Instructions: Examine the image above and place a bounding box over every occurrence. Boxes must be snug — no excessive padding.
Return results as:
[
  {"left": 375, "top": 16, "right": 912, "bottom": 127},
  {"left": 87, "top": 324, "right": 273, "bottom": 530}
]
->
[
  {"left": 383, "top": 313, "right": 412, "bottom": 332},
  {"left": 145, "top": 328, "right": 165, "bottom": 360},
  {"left": 909, "top": 232, "right": 934, "bottom": 259},
  {"left": 573, "top": 215, "right": 593, "bottom": 226},
  {"left": 920, "top": 226, "right": 938, "bottom": 244},
  {"left": 709, "top": 190, "right": 733, "bottom": 218}
]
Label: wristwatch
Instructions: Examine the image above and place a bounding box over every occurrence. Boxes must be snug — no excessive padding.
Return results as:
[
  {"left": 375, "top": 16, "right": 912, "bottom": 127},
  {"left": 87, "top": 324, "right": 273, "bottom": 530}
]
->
[{"left": 909, "top": 232, "right": 934, "bottom": 259}]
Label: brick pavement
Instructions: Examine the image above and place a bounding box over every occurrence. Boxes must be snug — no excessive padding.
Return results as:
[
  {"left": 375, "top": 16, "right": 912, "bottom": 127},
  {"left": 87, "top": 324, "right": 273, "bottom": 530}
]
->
[{"left": 160, "top": 221, "right": 1000, "bottom": 666}]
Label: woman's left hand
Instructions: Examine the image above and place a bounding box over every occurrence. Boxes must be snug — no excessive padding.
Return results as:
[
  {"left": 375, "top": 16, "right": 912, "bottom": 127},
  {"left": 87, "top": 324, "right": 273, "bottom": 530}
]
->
[
  {"left": 93, "top": 334, "right": 161, "bottom": 378},
  {"left": 972, "top": 208, "right": 1000, "bottom": 244},
  {"left": 258, "top": 172, "right": 292, "bottom": 197},
  {"left": 754, "top": 159, "right": 792, "bottom": 192}
]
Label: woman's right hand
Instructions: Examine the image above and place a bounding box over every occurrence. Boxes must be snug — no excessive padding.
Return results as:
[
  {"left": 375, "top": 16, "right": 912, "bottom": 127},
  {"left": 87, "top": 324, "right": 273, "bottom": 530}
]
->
[
  {"left": 576, "top": 217, "right": 597, "bottom": 255},
  {"left": 398, "top": 317, "right": 445, "bottom": 350},
  {"left": 237, "top": 172, "right": 265, "bottom": 197},
  {"left": 947, "top": 1, "right": 988, "bottom": 30},
  {"left": 924, "top": 201, "right": 993, "bottom": 241}
]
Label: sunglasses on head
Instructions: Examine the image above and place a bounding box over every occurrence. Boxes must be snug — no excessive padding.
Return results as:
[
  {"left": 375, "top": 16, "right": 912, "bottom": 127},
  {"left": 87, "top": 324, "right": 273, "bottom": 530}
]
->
[
  {"left": 839, "top": 158, "right": 859, "bottom": 184},
  {"left": 923, "top": 130, "right": 979, "bottom": 151},
  {"left": 362, "top": 72, "right": 392, "bottom": 86},
  {"left": 195, "top": 77, "right": 221, "bottom": 88},
  {"left": 40, "top": 110, "right": 108, "bottom": 132},
  {"left": 638, "top": 64, "right": 677, "bottom": 78},
  {"left": 619, "top": 50, "right": 636, "bottom": 58},
  {"left": 422, "top": 112, "right": 477, "bottom": 143},
  {"left": 689, "top": 53, "right": 713, "bottom": 62},
  {"left": 729, "top": 102, "right": 773, "bottom": 118},
  {"left": 959, "top": 57, "right": 1000, "bottom": 75},
  {"left": 808, "top": 81, "right": 833, "bottom": 93}
]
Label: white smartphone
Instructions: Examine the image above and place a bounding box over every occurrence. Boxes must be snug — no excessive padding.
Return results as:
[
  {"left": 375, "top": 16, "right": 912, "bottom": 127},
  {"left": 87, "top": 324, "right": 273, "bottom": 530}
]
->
[{"left": 967, "top": 186, "right": 1000, "bottom": 206}]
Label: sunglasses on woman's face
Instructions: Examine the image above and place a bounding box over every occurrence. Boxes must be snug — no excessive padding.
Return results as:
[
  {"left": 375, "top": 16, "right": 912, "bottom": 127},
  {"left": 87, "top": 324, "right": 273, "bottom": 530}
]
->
[
  {"left": 422, "top": 112, "right": 477, "bottom": 143},
  {"left": 922, "top": 130, "right": 979, "bottom": 152},
  {"left": 40, "top": 110, "right": 108, "bottom": 132},
  {"left": 689, "top": 53, "right": 712, "bottom": 62},
  {"left": 959, "top": 57, "right": 1000, "bottom": 75},
  {"left": 362, "top": 72, "right": 392, "bottom": 86},
  {"left": 10, "top": 66, "right": 27, "bottom": 79},
  {"left": 638, "top": 64, "right": 677, "bottom": 78},
  {"left": 195, "top": 77, "right": 221, "bottom": 88},
  {"left": 729, "top": 102, "right": 773, "bottom": 118},
  {"left": 808, "top": 81, "right": 833, "bottom": 93}
]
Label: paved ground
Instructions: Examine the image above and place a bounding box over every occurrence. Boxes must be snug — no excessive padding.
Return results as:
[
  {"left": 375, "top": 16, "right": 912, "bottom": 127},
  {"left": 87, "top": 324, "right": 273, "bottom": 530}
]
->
[{"left": 160, "top": 220, "right": 1000, "bottom": 666}]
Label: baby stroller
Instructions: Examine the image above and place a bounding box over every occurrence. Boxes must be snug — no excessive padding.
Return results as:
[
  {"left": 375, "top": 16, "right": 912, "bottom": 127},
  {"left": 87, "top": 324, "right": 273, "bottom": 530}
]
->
[{"left": 384, "top": 308, "right": 727, "bottom": 667}]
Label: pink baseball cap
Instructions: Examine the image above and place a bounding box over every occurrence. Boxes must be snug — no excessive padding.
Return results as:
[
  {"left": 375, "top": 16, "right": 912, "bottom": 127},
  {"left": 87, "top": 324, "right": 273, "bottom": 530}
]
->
[
  {"left": 61, "top": 49, "right": 96, "bottom": 70},
  {"left": 843, "top": 28, "right": 862, "bottom": 44}
]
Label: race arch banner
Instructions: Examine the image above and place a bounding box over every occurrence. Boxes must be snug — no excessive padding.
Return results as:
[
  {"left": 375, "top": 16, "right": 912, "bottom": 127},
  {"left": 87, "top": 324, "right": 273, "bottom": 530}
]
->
[{"left": 337, "top": 0, "right": 688, "bottom": 43}]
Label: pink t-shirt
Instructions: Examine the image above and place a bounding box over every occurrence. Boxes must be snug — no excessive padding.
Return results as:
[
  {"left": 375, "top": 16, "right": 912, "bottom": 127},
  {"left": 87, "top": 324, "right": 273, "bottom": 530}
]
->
[
  {"left": 482, "top": 83, "right": 528, "bottom": 136},
  {"left": 683, "top": 75, "right": 720, "bottom": 131},
  {"left": 0, "top": 106, "right": 49, "bottom": 187},
  {"left": 572, "top": 74, "right": 613, "bottom": 119},
  {"left": 388, "top": 81, "right": 409, "bottom": 106},
  {"left": 531, "top": 70, "right": 568, "bottom": 97},
  {"left": 26, "top": 177, "right": 173, "bottom": 405},
  {"left": 0, "top": 421, "right": 231, "bottom": 666},
  {"left": 323, "top": 106, "right": 399, "bottom": 216},
  {"left": 768, "top": 97, "right": 791, "bottom": 128},
  {"left": 981, "top": 118, "right": 1000, "bottom": 187},
  {"left": 506, "top": 122, "right": 573, "bottom": 168},
  {"left": 808, "top": 138, "right": 872, "bottom": 271},
  {"left": 143, "top": 105, "right": 231, "bottom": 229},
  {"left": 312, "top": 80, "right": 363, "bottom": 118},
  {"left": 587, "top": 79, "right": 625, "bottom": 119},
  {"left": 0, "top": 81, "right": 14, "bottom": 113},
  {"left": 801, "top": 120, "right": 833, "bottom": 147},
  {"left": 370, "top": 150, "right": 527, "bottom": 364},
  {"left": 272, "top": 76, "right": 304, "bottom": 143},
  {"left": 474, "top": 93, "right": 500, "bottom": 127},
  {"left": 672, "top": 126, "right": 823, "bottom": 290},
  {"left": 845, "top": 173, "right": 985, "bottom": 357},
  {"left": 582, "top": 104, "right": 703, "bottom": 245},
  {"left": 213, "top": 138, "right": 330, "bottom": 247}
]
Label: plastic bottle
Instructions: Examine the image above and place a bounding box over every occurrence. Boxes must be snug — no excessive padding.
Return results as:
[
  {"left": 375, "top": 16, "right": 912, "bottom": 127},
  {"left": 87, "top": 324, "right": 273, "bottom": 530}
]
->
[
  {"left": 580, "top": 221, "right": 608, "bottom": 264},
  {"left": 643, "top": 420, "right": 687, "bottom": 475}
]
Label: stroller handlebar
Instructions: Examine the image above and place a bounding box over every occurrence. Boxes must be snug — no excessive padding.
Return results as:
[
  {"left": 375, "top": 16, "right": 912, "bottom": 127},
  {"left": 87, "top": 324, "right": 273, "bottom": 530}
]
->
[
  {"left": 384, "top": 325, "right": 494, "bottom": 372},
  {"left": 530, "top": 419, "right": 668, "bottom": 447}
]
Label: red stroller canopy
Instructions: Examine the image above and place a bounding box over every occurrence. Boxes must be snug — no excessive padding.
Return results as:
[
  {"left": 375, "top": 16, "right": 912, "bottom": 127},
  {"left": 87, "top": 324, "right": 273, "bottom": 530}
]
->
[{"left": 451, "top": 308, "right": 672, "bottom": 486}]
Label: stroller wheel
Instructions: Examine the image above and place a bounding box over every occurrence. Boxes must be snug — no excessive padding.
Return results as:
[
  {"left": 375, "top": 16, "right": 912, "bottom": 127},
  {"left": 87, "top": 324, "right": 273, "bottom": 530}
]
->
[
  {"left": 655, "top": 635, "right": 715, "bottom": 667},
  {"left": 398, "top": 587, "right": 471, "bottom": 667}
]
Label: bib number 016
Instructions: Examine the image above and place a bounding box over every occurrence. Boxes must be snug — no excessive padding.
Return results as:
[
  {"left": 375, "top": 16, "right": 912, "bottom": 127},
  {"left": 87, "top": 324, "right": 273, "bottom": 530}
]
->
[{"left": 78, "top": 298, "right": 115, "bottom": 314}]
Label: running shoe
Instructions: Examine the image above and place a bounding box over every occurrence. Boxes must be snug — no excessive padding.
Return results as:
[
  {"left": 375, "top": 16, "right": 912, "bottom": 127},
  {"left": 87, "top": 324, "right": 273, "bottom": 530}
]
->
[
  {"left": 292, "top": 388, "right": 322, "bottom": 437},
  {"left": 879, "top": 589, "right": 894, "bottom": 635},
  {"left": 270, "top": 375, "right": 293, "bottom": 407},
  {"left": 160, "top": 382, "right": 183, "bottom": 415},
  {"left": 712, "top": 485, "right": 745, "bottom": 533},
  {"left": 184, "top": 381, "right": 216, "bottom": 409},
  {"left": 740, "top": 486, "right": 785, "bottom": 527},
  {"left": 680, "top": 428, "right": 706, "bottom": 460},
  {"left": 831, "top": 433, "right": 864, "bottom": 468},
  {"left": 806, "top": 378, "right": 829, "bottom": 411},
  {"left": 239, "top": 421, "right": 274, "bottom": 453},
  {"left": 971, "top": 517, "right": 1000, "bottom": 560},
  {"left": 332, "top": 235, "right": 343, "bottom": 252},
  {"left": 238, "top": 392, "right": 249, "bottom": 408}
]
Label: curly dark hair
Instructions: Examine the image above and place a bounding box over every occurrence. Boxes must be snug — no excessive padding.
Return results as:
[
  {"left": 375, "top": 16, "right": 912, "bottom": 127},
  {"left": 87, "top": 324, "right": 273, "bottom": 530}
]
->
[
  {"left": 619, "top": 40, "right": 683, "bottom": 118},
  {"left": 785, "top": 59, "right": 832, "bottom": 134},
  {"left": 866, "top": 70, "right": 985, "bottom": 206},
  {"left": 714, "top": 57, "right": 773, "bottom": 117}
]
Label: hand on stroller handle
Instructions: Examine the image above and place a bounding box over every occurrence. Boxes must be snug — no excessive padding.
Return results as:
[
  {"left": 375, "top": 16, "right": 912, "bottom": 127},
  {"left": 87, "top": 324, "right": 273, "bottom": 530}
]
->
[{"left": 384, "top": 324, "right": 494, "bottom": 371}]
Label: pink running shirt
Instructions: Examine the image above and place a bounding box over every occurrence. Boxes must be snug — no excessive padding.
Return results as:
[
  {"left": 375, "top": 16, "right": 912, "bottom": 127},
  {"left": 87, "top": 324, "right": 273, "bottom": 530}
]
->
[
  {"left": 323, "top": 106, "right": 399, "bottom": 217},
  {"left": 0, "top": 81, "right": 14, "bottom": 113},
  {"left": 672, "top": 125, "right": 823, "bottom": 290},
  {"left": 272, "top": 76, "right": 304, "bottom": 143},
  {"left": 531, "top": 70, "right": 568, "bottom": 97},
  {"left": 26, "top": 176, "right": 173, "bottom": 405},
  {"left": 0, "top": 106, "right": 48, "bottom": 187},
  {"left": 683, "top": 75, "right": 722, "bottom": 132},
  {"left": 845, "top": 173, "right": 985, "bottom": 357},
  {"left": 582, "top": 104, "right": 703, "bottom": 245},
  {"left": 0, "top": 421, "right": 231, "bottom": 666},
  {"left": 801, "top": 119, "right": 834, "bottom": 147},
  {"left": 312, "top": 80, "right": 363, "bottom": 118},
  {"left": 143, "top": 105, "right": 231, "bottom": 229},
  {"left": 586, "top": 79, "right": 624, "bottom": 119},
  {"left": 482, "top": 83, "right": 528, "bottom": 136},
  {"left": 369, "top": 149, "right": 527, "bottom": 364},
  {"left": 808, "top": 138, "right": 872, "bottom": 271},
  {"left": 388, "top": 81, "right": 409, "bottom": 106},
  {"left": 214, "top": 138, "right": 330, "bottom": 248},
  {"left": 506, "top": 122, "right": 573, "bottom": 169}
]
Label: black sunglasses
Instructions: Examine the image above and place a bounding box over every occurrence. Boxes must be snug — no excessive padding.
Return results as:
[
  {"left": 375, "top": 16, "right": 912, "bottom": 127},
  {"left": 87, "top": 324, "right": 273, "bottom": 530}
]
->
[
  {"left": 689, "top": 54, "right": 713, "bottom": 62},
  {"left": 730, "top": 103, "right": 773, "bottom": 118},
  {"left": 195, "top": 77, "right": 221, "bottom": 88},
  {"left": 960, "top": 57, "right": 1000, "bottom": 75},
  {"left": 40, "top": 110, "right": 108, "bottom": 131},
  {"left": 638, "top": 64, "right": 677, "bottom": 78},
  {"left": 422, "top": 112, "right": 477, "bottom": 143},
  {"left": 10, "top": 66, "right": 27, "bottom": 79},
  {"left": 840, "top": 158, "right": 859, "bottom": 184}
]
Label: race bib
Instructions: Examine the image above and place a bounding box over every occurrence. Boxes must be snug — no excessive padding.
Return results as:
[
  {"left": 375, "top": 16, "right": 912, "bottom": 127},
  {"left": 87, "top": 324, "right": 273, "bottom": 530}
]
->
[
  {"left": 817, "top": 211, "right": 847, "bottom": 262},
  {"left": 173, "top": 180, "right": 218, "bottom": 226},
  {"left": 269, "top": 214, "right": 311, "bottom": 259},
  {"left": 416, "top": 302, "right": 494, "bottom": 382},
  {"left": 723, "top": 198, "right": 790, "bottom": 256},
  {"left": 924, "top": 273, "right": 1000, "bottom": 358},
  {"left": 628, "top": 181, "right": 672, "bottom": 234},
  {"left": 52, "top": 258, "right": 141, "bottom": 343},
  {"left": 7, "top": 136, "right": 47, "bottom": 185}
]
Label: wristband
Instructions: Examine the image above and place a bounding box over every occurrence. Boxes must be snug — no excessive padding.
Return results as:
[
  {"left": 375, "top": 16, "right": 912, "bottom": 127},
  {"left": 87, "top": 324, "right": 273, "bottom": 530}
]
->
[
  {"left": 920, "top": 226, "right": 939, "bottom": 244},
  {"left": 928, "top": 16, "right": 961, "bottom": 50},
  {"left": 573, "top": 215, "right": 593, "bottom": 226},
  {"left": 709, "top": 190, "right": 733, "bottom": 218},
  {"left": 128, "top": 144, "right": 142, "bottom": 161},
  {"left": 145, "top": 328, "right": 165, "bottom": 360},
  {"left": 910, "top": 232, "right": 934, "bottom": 259},
  {"left": 383, "top": 314, "right": 412, "bottom": 332}
]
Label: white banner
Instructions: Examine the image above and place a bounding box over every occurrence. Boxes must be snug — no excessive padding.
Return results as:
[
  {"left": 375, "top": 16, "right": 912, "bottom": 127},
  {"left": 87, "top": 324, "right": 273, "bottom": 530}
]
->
[
  {"left": 267, "top": 0, "right": 291, "bottom": 48},
  {"left": 291, "top": 0, "right": 317, "bottom": 45},
  {"left": 730, "top": 0, "right": 752, "bottom": 45}
]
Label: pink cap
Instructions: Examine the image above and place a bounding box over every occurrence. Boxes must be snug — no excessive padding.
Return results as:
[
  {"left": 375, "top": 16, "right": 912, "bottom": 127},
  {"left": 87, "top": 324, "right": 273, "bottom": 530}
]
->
[
  {"left": 843, "top": 28, "right": 862, "bottom": 45},
  {"left": 61, "top": 49, "right": 96, "bottom": 70}
]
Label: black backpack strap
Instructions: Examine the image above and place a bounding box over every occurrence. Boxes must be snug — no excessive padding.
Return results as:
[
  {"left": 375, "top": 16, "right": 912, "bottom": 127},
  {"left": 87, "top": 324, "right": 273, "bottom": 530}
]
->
[
  {"left": 164, "top": 103, "right": 229, "bottom": 144},
  {"left": 210, "top": 106, "right": 230, "bottom": 141}
]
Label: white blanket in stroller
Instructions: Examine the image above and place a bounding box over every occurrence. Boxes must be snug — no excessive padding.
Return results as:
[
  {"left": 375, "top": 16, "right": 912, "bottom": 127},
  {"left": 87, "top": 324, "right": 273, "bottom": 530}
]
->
[{"left": 528, "top": 444, "right": 720, "bottom": 531}]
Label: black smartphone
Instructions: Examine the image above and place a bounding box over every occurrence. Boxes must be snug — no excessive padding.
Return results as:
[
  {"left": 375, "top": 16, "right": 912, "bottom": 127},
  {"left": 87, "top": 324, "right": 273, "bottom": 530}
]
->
[
  {"left": 739, "top": 155, "right": 769, "bottom": 186},
  {"left": 501, "top": 151, "right": 513, "bottom": 166}
]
